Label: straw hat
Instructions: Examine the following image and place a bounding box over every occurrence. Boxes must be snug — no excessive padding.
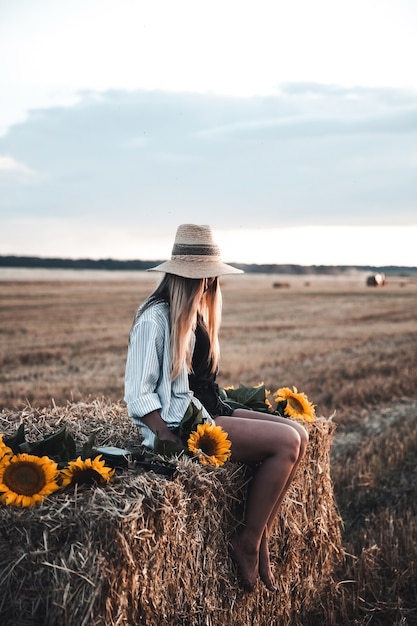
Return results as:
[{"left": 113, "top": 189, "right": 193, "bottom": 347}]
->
[{"left": 148, "top": 224, "right": 244, "bottom": 278}]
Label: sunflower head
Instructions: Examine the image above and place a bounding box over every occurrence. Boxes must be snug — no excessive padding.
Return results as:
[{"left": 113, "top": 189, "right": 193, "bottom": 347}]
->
[
  {"left": 0, "top": 453, "right": 60, "bottom": 508},
  {"left": 60, "top": 455, "right": 115, "bottom": 487},
  {"left": 187, "top": 422, "right": 232, "bottom": 467},
  {"left": 274, "top": 386, "right": 316, "bottom": 422},
  {"left": 0, "top": 435, "right": 13, "bottom": 461}
]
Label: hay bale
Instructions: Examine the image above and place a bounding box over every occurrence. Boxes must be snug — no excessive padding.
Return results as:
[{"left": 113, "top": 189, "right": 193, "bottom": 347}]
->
[{"left": 0, "top": 399, "right": 343, "bottom": 626}]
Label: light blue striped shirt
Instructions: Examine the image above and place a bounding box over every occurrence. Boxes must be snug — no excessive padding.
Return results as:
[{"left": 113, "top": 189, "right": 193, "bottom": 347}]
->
[{"left": 124, "top": 300, "right": 212, "bottom": 448}]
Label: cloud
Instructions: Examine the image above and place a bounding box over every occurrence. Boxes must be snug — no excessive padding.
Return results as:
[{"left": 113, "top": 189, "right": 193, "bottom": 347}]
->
[
  {"left": 0, "top": 154, "right": 39, "bottom": 182},
  {"left": 0, "top": 84, "right": 416, "bottom": 240},
  {"left": 196, "top": 109, "right": 417, "bottom": 140},
  {"left": 197, "top": 84, "right": 417, "bottom": 140}
]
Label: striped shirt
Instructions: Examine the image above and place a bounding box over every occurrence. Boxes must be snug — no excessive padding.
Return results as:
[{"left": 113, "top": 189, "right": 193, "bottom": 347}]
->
[{"left": 124, "top": 300, "right": 212, "bottom": 448}]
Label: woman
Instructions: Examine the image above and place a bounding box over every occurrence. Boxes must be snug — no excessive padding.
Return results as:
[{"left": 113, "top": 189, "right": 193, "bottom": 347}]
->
[{"left": 125, "top": 224, "right": 308, "bottom": 592}]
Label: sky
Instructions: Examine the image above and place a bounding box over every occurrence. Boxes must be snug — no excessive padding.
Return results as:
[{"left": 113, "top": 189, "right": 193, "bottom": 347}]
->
[{"left": 0, "top": 0, "right": 416, "bottom": 267}]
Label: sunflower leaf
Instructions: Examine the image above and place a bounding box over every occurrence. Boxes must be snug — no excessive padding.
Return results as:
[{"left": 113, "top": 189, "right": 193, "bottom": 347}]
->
[
  {"left": 20, "top": 426, "right": 77, "bottom": 462},
  {"left": 62, "top": 431, "right": 77, "bottom": 461},
  {"left": 153, "top": 435, "right": 186, "bottom": 457},
  {"left": 222, "top": 384, "right": 270, "bottom": 412},
  {"left": 275, "top": 400, "right": 288, "bottom": 416},
  {"left": 176, "top": 403, "right": 206, "bottom": 442},
  {"left": 80, "top": 433, "right": 96, "bottom": 460},
  {"left": 3, "top": 423, "right": 26, "bottom": 453},
  {"left": 218, "top": 387, "right": 228, "bottom": 401}
]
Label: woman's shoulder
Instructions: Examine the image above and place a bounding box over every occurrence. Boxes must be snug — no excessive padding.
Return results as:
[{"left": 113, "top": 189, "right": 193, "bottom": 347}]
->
[{"left": 136, "top": 300, "right": 169, "bottom": 324}]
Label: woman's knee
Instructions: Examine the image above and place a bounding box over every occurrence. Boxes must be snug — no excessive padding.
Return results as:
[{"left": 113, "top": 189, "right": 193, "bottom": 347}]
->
[
  {"left": 289, "top": 421, "right": 309, "bottom": 453},
  {"left": 273, "top": 427, "right": 302, "bottom": 465},
  {"left": 299, "top": 424, "right": 309, "bottom": 451}
]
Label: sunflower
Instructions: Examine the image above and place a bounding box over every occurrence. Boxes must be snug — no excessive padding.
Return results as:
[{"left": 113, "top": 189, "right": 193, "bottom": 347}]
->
[
  {"left": 60, "top": 455, "right": 115, "bottom": 487},
  {"left": 274, "top": 386, "right": 316, "bottom": 422},
  {"left": 0, "top": 453, "right": 60, "bottom": 508},
  {"left": 0, "top": 435, "right": 13, "bottom": 461},
  {"left": 187, "top": 423, "right": 232, "bottom": 467}
]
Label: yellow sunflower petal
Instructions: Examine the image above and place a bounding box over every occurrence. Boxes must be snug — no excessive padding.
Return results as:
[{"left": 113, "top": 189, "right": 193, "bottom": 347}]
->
[
  {"left": 187, "top": 422, "right": 232, "bottom": 467},
  {"left": 0, "top": 435, "right": 13, "bottom": 461},
  {"left": 60, "top": 455, "right": 115, "bottom": 487},
  {"left": 274, "top": 386, "right": 316, "bottom": 422},
  {"left": 0, "top": 453, "right": 60, "bottom": 508}
]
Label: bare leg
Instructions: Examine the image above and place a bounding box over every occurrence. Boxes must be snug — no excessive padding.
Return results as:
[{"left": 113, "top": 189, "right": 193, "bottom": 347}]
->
[
  {"left": 259, "top": 529, "right": 275, "bottom": 590},
  {"left": 231, "top": 410, "right": 309, "bottom": 589},
  {"left": 216, "top": 415, "right": 303, "bottom": 590}
]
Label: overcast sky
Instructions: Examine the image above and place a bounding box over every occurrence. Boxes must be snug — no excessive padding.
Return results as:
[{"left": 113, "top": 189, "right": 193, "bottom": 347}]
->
[{"left": 1, "top": 0, "right": 416, "bottom": 266}]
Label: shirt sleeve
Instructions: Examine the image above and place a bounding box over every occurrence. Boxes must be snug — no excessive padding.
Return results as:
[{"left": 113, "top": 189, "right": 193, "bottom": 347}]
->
[{"left": 124, "top": 318, "right": 164, "bottom": 418}]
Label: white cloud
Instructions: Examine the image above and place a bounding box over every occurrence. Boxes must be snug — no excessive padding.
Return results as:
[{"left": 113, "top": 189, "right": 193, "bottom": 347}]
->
[
  {"left": 0, "top": 154, "right": 39, "bottom": 182},
  {"left": 0, "top": 85, "right": 415, "bottom": 265},
  {"left": 0, "top": 1, "right": 416, "bottom": 266},
  {"left": 1, "top": 0, "right": 417, "bottom": 136},
  {"left": 0, "top": 87, "right": 415, "bottom": 229}
]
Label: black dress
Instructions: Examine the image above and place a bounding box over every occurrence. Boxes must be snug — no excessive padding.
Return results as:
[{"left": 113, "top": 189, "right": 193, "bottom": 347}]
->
[{"left": 189, "top": 317, "right": 234, "bottom": 418}]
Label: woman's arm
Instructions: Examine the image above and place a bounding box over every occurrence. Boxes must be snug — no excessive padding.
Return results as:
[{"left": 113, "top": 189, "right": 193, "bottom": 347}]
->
[
  {"left": 125, "top": 318, "right": 165, "bottom": 417},
  {"left": 141, "top": 410, "right": 181, "bottom": 443}
]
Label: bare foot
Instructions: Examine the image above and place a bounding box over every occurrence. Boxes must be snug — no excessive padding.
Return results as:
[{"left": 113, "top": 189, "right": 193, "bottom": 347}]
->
[
  {"left": 259, "top": 532, "right": 277, "bottom": 591},
  {"left": 229, "top": 534, "right": 259, "bottom": 591}
]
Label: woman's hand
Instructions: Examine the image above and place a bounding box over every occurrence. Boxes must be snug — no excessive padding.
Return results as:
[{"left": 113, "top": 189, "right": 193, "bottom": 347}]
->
[
  {"left": 158, "top": 428, "right": 183, "bottom": 445},
  {"left": 141, "top": 410, "right": 184, "bottom": 453},
  {"left": 153, "top": 429, "right": 185, "bottom": 456}
]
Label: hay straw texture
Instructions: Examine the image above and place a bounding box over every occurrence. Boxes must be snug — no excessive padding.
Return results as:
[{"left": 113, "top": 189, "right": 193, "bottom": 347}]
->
[{"left": 0, "top": 399, "right": 343, "bottom": 626}]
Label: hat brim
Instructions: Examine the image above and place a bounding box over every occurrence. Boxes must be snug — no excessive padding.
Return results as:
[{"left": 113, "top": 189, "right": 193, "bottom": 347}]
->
[{"left": 147, "top": 258, "right": 243, "bottom": 278}]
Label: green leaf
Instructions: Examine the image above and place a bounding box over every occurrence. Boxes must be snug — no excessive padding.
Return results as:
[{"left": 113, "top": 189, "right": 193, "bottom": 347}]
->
[
  {"left": 19, "top": 426, "right": 77, "bottom": 462},
  {"left": 222, "top": 384, "right": 270, "bottom": 412},
  {"left": 62, "top": 431, "right": 77, "bottom": 461},
  {"left": 218, "top": 387, "right": 228, "bottom": 401},
  {"left": 176, "top": 403, "right": 206, "bottom": 443},
  {"left": 3, "top": 424, "right": 26, "bottom": 453},
  {"left": 153, "top": 404, "right": 206, "bottom": 457},
  {"left": 153, "top": 436, "right": 186, "bottom": 457},
  {"left": 275, "top": 400, "right": 288, "bottom": 416},
  {"left": 80, "top": 433, "right": 96, "bottom": 460},
  {"left": 220, "top": 399, "right": 248, "bottom": 410}
]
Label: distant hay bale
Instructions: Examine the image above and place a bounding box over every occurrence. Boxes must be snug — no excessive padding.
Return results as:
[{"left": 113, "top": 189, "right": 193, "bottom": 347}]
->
[
  {"left": 0, "top": 398, "right": 343, "bottom": 626},
  {"left": 272, "top": 282, "right": 291, "bottom": 289}
]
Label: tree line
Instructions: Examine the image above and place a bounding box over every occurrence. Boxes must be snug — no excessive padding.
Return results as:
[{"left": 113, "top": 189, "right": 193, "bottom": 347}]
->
[{"left": 0, "top": 255, "right": 415, "bottom": 276}]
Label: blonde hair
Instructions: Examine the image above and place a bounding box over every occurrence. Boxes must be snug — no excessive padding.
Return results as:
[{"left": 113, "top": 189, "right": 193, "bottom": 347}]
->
[
  {"left": 133, "top": 273, "right": 222, "bottom": 380},
  {"left": 170, "top": 275, "right": 222, "bottom": 379}
]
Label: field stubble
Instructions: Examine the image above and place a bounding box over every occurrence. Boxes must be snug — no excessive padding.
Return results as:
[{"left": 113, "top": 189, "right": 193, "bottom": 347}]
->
[
  {"left": 1, "top": 272, "right": 416, "bottom": 422},
  {"left": 1, "top": 271, "right": 417, "bottom": 624}
]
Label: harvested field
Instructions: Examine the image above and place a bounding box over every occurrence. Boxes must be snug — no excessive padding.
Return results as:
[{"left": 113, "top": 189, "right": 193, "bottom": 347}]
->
[
  {"left": 1, "top": 269, "right": 417, "bottom": 624},
  {"left": 1, "top": 271, "right": 417, "bottom": 427}
]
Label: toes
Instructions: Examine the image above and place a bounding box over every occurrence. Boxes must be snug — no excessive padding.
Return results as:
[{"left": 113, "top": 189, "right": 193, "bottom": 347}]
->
[{"left": 260, "top": 574, "right": 277, "bottom": 592}]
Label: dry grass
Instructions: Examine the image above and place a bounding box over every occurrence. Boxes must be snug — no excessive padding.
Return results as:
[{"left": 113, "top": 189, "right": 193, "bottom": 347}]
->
[
  {"left": 0, "top": 400, "right": 341, "bottom": 626},
  {"left": 1, "top": 273, "right": 417, "bottom": 426},
  {"left": 316, "top": 404, "right": 417, "bottom": 626},
  {"left": 0, "top": 278, "right": 144, "bottom": 408},
  {"left": 218, "top": 275, "right": 417, "bottom": 426},
  {"left": 1, "top": 271, "right": 417, "bottom": 624}
]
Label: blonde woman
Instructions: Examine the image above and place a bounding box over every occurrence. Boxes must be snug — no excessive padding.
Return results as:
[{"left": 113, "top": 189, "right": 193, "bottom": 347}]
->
[{"left": 125, "top": 224, "right": 308, "bottom": 592}]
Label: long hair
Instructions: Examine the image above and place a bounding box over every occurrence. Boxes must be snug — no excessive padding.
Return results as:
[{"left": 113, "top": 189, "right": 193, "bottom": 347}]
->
[{"left": 133, "top": 273, "right": 222, "bottom": 379}]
